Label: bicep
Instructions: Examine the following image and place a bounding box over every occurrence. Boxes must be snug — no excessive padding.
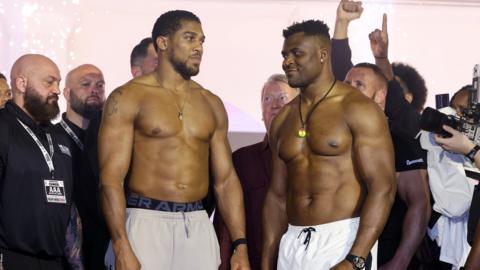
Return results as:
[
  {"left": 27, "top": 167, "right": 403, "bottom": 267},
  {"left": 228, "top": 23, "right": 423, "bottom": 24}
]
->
[
  {"left": 350, "top": 103, "right": 395, "bottom": 184},
  {"left": 209, "top": 101, "right": 235, "bottom": 184},
  {"left": 98, "top": 89, "right": 137, "bottom": 186}
]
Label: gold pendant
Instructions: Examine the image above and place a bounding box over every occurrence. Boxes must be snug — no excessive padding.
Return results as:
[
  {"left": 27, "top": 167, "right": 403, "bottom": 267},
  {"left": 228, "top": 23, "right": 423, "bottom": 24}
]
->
[
  {"left": 178, "top": 112, "right": 183, "bottom": 120},
  {"left": 297, "top": 127, "right": 306, "bottom": 138}
]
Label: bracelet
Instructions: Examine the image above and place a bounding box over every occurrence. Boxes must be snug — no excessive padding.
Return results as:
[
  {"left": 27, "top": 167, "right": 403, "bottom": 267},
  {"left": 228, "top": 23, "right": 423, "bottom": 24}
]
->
[
  {"left": 231, "top": 238, "right": 247, "bottom": 254},
  {"left": 466, "top": 145, "right": 480, "bottom": 162}
]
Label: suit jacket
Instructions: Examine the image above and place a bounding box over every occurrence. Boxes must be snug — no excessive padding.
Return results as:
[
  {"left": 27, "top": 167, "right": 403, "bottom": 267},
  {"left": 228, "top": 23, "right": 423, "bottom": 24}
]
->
[{"left": 213, "top": 136, "right": 271, "bottom": 270}]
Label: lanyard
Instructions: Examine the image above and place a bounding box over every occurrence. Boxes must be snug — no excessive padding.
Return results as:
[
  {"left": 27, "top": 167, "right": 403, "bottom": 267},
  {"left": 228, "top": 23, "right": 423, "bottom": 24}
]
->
[
  {"left": 60, "top": 119, "right": 84, "bottom": 150},
  {"left": 17, "top": 119, "right": 55, "bottom": 178}
]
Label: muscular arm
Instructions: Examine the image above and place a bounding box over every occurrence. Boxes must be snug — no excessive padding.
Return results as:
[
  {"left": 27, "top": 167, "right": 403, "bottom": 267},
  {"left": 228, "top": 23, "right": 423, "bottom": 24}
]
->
[
  {"left": 208, "top": 94, "right": 249, "bottom": 269},
  {"left": 98, "top": 87, "right": 139, "bottom": 269},
  {"left": 466, "top": 222, "right": 480, "bottom": 270},
  {"left": 369, "top": 13, "right": 421, "bottom": 139},
  {"left": 384, "top": 170, "right": 430, "bottom": 269},
  {"left": 346, "top": 98, "right": 396, "bottom": 259},
  {"left": 332, "top": 0, "right": 362, "bottom": 81},
  {"left": 261, "top": 115, "right": 288, "bottom": 270},
  {"left": 213, "top": 211, "right": 233, "bottom": 270}
]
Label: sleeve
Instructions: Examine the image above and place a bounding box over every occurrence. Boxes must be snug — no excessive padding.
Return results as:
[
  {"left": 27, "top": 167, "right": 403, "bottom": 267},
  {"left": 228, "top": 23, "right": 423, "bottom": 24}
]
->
[
  {"left": 331, "top": 38, "right": 354, "bottom": 81},
  {"left": 385, "top": 79, "right": 422, "bottom": 139},
  {"left": 0, "top": 121, "right": 9, "bottom": 179}
]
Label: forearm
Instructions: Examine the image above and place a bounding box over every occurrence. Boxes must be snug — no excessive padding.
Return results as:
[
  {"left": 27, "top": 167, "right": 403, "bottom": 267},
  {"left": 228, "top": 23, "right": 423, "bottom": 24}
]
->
[
  {"left": 100, "top": 184, "right": 131, "bottom": 253},
  {"left": 261, "top": 191, "right": 287, "bottom": 270},
  {"left": 333, "top": 19, "right": 349, "bottom": 40},
  {"left": 391, "top": 200, "right": 429, "bottom": 267},
  {"left": 375, "top": 57, "right": 394, "bottom": 81},
  {"left": 349, "top": 184, "right": 395, "bottom": 257},
  {"left": 465, "top": 222, "right": 480, "bottom": 270},
  {"left": 215, "top": 174, "right": 247, "bottom": 242},
  {"left": 213, "top": 213, "right": 233, "bottom": 270}
]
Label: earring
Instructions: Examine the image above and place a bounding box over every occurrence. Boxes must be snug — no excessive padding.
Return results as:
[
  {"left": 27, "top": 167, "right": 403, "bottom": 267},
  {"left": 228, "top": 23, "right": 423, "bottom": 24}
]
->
[{"left": 320, "top": 58, "right": 324, "bottom": 63}]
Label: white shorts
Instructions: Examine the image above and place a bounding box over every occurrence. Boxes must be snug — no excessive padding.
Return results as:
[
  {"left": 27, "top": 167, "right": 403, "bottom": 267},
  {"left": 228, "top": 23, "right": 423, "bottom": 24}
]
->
[
  {"left": 277, "top": 218, "right": 377, "bottom": 270},
  {"left": 125, "top": 208, "right": 220, "bottom": 270}
]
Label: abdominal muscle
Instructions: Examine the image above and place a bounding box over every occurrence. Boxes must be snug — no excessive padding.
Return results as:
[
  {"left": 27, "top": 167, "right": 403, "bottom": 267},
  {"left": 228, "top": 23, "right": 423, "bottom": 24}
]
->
[
  {"left": 127, "top": 135, "right": 210, "bottom": 203},
  {"left": 285, "top": 157, "right": 365, "bottom": 226}
]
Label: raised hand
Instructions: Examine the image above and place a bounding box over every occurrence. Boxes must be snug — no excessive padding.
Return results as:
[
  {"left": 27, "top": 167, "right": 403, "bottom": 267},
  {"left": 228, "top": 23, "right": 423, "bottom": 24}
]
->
[
  {"left": 369, "top": 13, "right": 389, "bottom": 58},
  {"left": 337, "top": 0, "right": 364, "bottom": 22},
  {"left": 334, "top": 0, "right": 364, "bottom": 39}
]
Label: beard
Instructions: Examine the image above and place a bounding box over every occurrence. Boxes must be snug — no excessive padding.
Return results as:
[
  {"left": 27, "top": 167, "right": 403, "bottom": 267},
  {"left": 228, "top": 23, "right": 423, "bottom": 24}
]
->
[
  {"left": 169, "top": 50, "right": 200, "bottom": 79},
  {"left": 24, "top": 86, "right": 59, "bottom": 124},
  {"left": 70, "top": 91, "right": 104, "bottom": 119}
]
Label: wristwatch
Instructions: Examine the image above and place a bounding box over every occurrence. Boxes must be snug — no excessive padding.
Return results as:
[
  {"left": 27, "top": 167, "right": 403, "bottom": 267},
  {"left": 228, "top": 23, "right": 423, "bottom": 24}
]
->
[
  {"left": 345, "top": 254, "right": 366, "bottom": 270},
  {"left": 466, "top": 144, "right": 480, "bottom": 162}
]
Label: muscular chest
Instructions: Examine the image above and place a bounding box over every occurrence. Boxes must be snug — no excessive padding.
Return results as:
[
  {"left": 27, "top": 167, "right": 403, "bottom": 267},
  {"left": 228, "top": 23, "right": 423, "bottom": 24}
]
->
[
  {"left": 136, "top": 93, "right": 216, "bottom": 141},
  {"left": 277, "top": 106, "right": 352, "bottom": 162}
]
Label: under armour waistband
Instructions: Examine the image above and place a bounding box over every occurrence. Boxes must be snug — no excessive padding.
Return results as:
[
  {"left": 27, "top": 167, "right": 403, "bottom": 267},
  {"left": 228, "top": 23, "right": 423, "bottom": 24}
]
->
[{"left": 126, "top": 192, "right": 204, "bottom": 212}]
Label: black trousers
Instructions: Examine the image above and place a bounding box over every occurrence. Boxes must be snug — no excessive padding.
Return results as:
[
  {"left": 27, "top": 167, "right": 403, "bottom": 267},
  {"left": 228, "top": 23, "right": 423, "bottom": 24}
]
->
[{"left": 0, "top": 248, "right": 64, "bottom": 270}]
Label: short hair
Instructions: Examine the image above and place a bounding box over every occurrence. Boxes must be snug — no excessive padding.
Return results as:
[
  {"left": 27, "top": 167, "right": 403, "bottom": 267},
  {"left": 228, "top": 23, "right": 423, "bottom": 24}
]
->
[
  {"left": 130, "top": 38, "right": 153, "bottom": 67},
  {"left": 151, "top": 10, "right": 201, "bottom": 51},
  {"left": 353, "top": 62, "right": 388, "bottom": 87},
  {"left": 262, "top": 74, "right": 287, "bottom": 101},
  {"left": 283, "top": 20, "right": 330, "bottom": 40},
  {"left": 0, "top": 73, "right": 6, "bottom": 80},
  {"left": 392, "top": 62, "right": 428, "bottom": 112},
  {"left": 449, "top": 84, "right": 471, "bottom": 108}
]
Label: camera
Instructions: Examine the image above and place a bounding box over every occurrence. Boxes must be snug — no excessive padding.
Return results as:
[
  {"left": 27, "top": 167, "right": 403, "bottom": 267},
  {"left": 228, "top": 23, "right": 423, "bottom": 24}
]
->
[{"left": 420, "top": 64, "right": 480, "bottom": 143}]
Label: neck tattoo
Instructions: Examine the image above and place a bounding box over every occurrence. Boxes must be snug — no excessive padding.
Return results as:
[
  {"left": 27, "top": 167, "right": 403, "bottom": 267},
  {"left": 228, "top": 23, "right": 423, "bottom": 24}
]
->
[{"left": 298, "top": 80, "right": 337, "bottom": 138}]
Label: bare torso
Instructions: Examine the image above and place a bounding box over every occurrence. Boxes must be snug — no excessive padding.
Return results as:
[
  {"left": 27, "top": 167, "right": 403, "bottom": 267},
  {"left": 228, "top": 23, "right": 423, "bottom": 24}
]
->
[
  {"left": 273, "top": 82, "right": 374, "bottom": 225},
  {"left": 119, "top": 74, "right": 216, "bottom": 202}
]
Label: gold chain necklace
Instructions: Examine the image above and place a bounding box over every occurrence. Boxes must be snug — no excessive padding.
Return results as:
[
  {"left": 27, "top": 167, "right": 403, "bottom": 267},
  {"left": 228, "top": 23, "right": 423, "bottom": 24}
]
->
[
  {"left": 154, "top": 75, "right": 186, "bottom": 121},
  {"left": 298, "top": 80, "right": 336, "bottom": 138}
]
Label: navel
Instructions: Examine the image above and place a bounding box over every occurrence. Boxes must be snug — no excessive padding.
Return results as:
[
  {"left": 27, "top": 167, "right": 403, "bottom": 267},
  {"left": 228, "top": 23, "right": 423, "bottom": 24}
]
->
[{"left": 177, "top": 183, "right": 187, "bottom": 190}]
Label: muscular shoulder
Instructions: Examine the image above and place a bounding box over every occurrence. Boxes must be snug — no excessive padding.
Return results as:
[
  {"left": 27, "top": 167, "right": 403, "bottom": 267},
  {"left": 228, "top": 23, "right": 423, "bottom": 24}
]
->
[
  {"left": 200, "top": 87, "right": 228, "bottom": 117},
  {"left": 103, "top": 82, "right": 142, "bottom": 121},
  {"left": 269, "top": 98, "right": 296, "bottom": 140},
  {"left": 337, "top": 82, "right": 388, "bottom": 134}
]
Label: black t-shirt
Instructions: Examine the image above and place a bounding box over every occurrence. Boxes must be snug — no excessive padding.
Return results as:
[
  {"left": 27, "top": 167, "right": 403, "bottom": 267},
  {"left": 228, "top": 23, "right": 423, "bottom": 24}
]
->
[
  {"left": 54, "top": 112, "right": 109, "bottom": 268},
  {"left": 0, "top": 102, "right": 73, "bottom": 257},
  {"left": 392, "top": 133, "right": 427, "bottom": 172}
]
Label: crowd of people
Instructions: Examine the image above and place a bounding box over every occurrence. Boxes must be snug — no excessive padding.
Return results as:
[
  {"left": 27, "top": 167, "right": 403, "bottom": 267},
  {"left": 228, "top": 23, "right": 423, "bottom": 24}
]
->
[{"left": 0, "top": 0, "right": 479, "bottom": 270}]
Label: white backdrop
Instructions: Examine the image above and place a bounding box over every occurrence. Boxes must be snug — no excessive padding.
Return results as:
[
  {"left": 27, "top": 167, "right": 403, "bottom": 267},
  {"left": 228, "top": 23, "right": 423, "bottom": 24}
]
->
[{"left": 1, "top": 0, "right": 480, "bottom": 138}]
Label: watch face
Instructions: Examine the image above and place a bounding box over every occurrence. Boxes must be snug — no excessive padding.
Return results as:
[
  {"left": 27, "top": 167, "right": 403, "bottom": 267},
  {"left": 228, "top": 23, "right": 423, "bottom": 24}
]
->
[{"left": 353, "top": 257, "right": 365, "bottom": 269}]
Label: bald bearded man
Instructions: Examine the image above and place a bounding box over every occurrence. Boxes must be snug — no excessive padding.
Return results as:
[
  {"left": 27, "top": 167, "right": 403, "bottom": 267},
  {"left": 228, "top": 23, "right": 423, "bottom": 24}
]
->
[
  {"left": 0, "top": 54, "right": 73, "bottom": 270},
  {"left": 54, "top": 64, "right": 109, "bottom": 269}
]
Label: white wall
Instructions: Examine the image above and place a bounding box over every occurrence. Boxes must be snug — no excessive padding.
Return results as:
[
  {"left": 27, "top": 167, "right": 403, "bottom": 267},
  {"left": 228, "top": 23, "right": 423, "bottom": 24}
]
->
[{"left": 1, "top": 0, "right": 480, "bottom": 141}]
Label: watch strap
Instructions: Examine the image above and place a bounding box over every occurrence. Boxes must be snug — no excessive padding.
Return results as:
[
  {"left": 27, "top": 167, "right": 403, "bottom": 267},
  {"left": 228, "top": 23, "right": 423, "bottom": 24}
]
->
[
  {"left": 231, "top": 238, "right": 247, "bottom": 254},
  {"left": 466, "top": 144, "right": 480, "bottom": 162},
  {"left": 345, "top": 254, "right": 366, "bottom": 270}
]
